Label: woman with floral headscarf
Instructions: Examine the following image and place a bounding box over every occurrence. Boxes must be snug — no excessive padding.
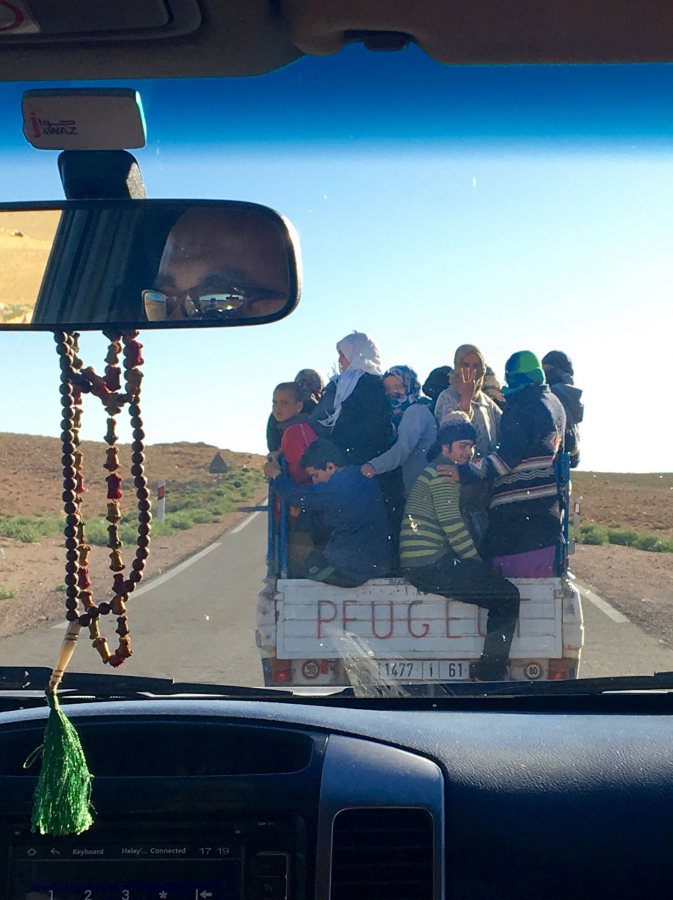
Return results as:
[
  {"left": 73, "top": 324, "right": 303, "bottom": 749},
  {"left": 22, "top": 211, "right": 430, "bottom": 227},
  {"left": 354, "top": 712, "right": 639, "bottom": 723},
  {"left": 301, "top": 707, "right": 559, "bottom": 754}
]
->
[
  {"left": 434, "top": 344, "right": 502, "bottom": 459},
  {"left": 361, "top": 365, "right": 437, "bottom": 497}
]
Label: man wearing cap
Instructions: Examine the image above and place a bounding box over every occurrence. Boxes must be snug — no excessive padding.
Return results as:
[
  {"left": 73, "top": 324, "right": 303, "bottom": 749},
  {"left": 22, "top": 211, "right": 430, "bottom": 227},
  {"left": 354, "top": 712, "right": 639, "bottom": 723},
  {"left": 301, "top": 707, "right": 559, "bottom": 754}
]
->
[{"left": 400, "top": 412, "right": 520, "bottom": 682}]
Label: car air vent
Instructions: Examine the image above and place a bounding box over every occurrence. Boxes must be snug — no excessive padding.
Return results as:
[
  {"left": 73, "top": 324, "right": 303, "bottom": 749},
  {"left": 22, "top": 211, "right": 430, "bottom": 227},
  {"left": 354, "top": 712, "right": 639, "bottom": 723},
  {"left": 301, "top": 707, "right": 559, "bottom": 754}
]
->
[
  {"left": 0, "top": 721, "right": 315, "bottom": 777},
  {"left": 330, "top": 807, "right": 434, "bottom": 900}
]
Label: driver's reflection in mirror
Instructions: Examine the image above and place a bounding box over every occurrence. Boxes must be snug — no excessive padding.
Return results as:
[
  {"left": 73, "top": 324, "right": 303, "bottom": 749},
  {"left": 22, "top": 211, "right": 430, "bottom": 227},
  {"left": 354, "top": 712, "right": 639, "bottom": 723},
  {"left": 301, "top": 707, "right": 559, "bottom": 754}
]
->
[{"left": 142, "top": 207, "right": 290, "bottom": 321}]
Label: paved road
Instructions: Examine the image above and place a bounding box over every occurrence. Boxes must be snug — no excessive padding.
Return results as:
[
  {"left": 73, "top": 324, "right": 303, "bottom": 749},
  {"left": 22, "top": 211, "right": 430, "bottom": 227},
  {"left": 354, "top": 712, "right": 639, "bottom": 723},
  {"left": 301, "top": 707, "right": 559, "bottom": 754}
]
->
[
  {"left": 0, "top": 509, "right": 268, "bottom": 686},
  {"left": 1, "top": 510, "right": 673, "bottom": 686},
  {"left": 576, "top": 580, "right": 673, "bottom": 678}
]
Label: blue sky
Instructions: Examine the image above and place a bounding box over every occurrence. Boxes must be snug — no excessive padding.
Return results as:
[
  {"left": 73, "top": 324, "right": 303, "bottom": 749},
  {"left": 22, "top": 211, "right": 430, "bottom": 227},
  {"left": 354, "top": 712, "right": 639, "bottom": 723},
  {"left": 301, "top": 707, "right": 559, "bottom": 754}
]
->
[{"left": 1, "top": 48, "right": 672, "bottom": 472}]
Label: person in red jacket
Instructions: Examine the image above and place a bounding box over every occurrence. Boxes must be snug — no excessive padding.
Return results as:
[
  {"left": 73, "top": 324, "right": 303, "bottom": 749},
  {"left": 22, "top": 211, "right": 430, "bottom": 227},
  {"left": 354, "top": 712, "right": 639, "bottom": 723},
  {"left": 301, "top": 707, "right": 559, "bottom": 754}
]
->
[
  {"left": 271, "top": 382, "right": 318, "bottom": 483},
  {"left": 270, "top": 382, "right": 319, "bottom": 575}
]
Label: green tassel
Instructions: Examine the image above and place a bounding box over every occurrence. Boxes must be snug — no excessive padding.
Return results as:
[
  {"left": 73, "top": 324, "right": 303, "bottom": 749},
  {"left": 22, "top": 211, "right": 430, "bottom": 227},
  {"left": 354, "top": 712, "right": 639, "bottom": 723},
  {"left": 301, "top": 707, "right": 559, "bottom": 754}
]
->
[{"left": 25, "top": 691, "right": 94, "bottom": 836}]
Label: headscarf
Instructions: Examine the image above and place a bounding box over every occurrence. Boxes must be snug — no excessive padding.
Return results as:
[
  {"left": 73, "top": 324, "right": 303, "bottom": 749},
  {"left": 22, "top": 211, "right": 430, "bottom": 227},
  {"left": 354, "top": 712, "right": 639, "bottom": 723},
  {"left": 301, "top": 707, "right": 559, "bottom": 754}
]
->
[
  {"left": 503, "top": 350, "right": 546, "bottom": 398},
  {"left": 320, "top": 331, "right": 382, "bottom": 428},
  {"left": 482, "top": 365, "right": 506, "bottom": 408},
  {"left": 384, "top": 365, "right": 424, "bottom": 416},
  {"left": 337, "top": 332, "right": 382, "bottom": 375},
  {"left": 422, "top": 365, "right": 453, "bottom": 404},
  {"left": 294, "top": 368, "right": 324, "bottom": 403},
  {"left": 541, "top": 351, "right": 574, "bottom": 386},
  {"left": 449, "top": 344, "right": 486, "bottom": 394}
]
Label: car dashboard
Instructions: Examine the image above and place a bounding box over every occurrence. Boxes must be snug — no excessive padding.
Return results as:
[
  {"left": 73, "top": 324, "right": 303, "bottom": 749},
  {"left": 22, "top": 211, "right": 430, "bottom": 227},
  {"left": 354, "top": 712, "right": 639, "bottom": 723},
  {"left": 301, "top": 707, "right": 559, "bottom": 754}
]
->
[{"left": 1, "top": 697, "right": 673, "bottom": 899}]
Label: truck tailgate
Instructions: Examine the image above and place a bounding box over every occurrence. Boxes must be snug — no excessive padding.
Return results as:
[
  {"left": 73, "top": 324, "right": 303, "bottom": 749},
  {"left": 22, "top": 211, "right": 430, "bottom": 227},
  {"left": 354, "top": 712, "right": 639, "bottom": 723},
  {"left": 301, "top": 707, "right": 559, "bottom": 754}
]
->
[{"left": 274, "top": 577, "right": 564, "bottom": 661}]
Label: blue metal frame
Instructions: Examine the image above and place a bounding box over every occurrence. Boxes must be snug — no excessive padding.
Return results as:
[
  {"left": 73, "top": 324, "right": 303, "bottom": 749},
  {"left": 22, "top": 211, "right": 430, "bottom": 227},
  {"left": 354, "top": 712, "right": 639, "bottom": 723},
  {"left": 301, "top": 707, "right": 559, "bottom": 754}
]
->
[
  {"left": 556, "top": 451, "right": 571, "bottom": 576},
  {"left": 266, "top": 459, "right": 290, "bottom": 579}
]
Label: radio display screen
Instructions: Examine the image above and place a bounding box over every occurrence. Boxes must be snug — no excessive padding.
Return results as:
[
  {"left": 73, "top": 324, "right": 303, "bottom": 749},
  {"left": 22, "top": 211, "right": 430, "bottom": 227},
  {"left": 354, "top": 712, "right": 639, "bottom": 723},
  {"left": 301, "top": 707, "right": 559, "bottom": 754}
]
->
[{"left": 9, "top": 839, "right": 254, "bottom": 900}]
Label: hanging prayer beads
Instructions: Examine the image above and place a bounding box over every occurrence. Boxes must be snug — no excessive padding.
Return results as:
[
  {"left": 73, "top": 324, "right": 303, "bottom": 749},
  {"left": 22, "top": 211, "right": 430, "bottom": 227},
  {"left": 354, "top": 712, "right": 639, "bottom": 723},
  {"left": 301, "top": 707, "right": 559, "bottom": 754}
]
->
[{"left": 53, "top": 330, "right": 151, "bottom": 677}]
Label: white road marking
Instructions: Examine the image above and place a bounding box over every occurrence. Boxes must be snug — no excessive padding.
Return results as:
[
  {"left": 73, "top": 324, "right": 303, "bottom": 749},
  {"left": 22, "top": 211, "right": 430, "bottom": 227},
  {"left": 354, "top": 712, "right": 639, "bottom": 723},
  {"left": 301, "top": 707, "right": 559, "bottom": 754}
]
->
[
  {"left": 49, "top": 507, "right": 265, "bottom": 631},
  {"left": 132, "top": 541, "right": 222, "bottom": 596},
  {"left": 575, "top": 578, "right": 629, "bottom": 624},
  {"left": 50, "top": 540, "right": 223, "bottom": 630},
  {"left": 231, "top": 510, "right": 263, "bottom": 534}
]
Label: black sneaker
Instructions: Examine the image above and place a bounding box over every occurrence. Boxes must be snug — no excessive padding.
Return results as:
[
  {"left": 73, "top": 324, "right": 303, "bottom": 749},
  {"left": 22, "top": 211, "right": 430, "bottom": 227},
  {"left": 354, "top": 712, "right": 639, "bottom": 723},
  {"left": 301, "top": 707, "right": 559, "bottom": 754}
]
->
[{"left": 470, "top": 656, "right": 509, "bottom": 682}]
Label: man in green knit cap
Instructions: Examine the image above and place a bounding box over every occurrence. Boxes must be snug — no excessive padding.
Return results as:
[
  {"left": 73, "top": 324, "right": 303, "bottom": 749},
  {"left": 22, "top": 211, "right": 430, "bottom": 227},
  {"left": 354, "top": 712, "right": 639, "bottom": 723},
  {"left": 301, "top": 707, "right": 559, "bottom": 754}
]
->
[{"left": 468, "top": 350, "right": 567, "bottom": 580}]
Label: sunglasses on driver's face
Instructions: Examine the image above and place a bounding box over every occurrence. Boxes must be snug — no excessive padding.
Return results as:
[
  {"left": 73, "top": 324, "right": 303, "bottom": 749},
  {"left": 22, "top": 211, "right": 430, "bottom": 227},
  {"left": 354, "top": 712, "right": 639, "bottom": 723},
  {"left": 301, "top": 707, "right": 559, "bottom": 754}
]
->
[{"left": 142, "top": 282, "right": 283, "bottom": 321}]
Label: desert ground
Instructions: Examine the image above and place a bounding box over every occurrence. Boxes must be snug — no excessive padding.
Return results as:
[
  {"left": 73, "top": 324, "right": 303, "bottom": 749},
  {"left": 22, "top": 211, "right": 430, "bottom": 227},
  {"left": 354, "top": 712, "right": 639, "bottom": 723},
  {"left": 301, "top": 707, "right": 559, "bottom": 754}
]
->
[
  {"left": 570, "top": 471, "right": 673, "bottom": 647},
  {"left": 0, "top": 433, "right": 267, "bottom": 639},
  {"left": 1, "top": 433, "right": 672, "bottom": 648}
]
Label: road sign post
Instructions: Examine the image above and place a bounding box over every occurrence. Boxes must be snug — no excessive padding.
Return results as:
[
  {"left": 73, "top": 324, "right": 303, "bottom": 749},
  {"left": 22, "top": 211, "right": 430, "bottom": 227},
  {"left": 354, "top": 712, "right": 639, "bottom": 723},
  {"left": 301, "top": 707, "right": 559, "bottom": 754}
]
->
[{"left": 157, "top": 481, "right": 166, "bottom": 523}]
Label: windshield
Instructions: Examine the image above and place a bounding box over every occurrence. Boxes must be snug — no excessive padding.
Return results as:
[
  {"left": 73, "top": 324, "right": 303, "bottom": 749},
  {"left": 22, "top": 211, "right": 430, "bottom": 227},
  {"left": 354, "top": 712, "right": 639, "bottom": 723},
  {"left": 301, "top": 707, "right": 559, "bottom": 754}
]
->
[{"left": 0, "top": 46, "right": 672, "bottom": 694}]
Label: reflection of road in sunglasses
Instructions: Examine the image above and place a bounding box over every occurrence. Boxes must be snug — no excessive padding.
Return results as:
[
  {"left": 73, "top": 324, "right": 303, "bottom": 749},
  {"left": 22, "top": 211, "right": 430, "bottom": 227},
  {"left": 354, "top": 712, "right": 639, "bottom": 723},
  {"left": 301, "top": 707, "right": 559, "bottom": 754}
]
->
[{"left": 142, "top": 285, "right": 286, "bottom": 321}]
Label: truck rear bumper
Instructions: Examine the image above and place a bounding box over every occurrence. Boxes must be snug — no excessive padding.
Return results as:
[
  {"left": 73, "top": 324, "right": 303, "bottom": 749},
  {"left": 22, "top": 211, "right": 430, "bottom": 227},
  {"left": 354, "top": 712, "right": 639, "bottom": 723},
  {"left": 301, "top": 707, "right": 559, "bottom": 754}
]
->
[{"left": 257, "top": 575, "right": 584, "bottom": 686}]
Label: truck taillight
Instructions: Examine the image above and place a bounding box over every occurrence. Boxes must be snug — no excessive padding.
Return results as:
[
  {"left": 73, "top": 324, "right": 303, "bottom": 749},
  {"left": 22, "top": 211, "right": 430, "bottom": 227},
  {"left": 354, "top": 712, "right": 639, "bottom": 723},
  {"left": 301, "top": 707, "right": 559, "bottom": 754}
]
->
[
  {"left": 548, "top": 658, "right": 572, "bottom": 680},
  {"left": 271, "top": 659, "right": 293, "bottom": 683}
]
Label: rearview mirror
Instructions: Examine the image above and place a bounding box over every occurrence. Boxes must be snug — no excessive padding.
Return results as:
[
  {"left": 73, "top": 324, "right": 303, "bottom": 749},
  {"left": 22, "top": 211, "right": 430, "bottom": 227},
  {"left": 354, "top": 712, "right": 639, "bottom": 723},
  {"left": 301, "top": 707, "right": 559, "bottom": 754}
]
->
[{"left": 0, "top": 200, "right": 301, "bottom": 330}]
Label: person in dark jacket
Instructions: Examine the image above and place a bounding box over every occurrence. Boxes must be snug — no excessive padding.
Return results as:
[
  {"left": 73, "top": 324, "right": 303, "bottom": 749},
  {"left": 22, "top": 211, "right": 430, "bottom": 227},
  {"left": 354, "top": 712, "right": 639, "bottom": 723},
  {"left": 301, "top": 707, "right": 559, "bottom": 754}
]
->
[
  {"left": 542, "top": 350, "right": 583, "bottom": 469},
  {"left": 316, "top": 331, "right": 393, "bottom": 465},
  {"left": 294, "top": 368, "right": 324, "bottom": 408},
  {"left": 421, "top": 365, "right": 453, "bottom": 414},
  {"left": 468, "top": 351, "right": 567, "bottom": 578},
  {"left": 264, "top": 439, "right": 391, "bottom": 587},
  {"left": 316, "top": 332, "right": 404, "bottom": 562}
]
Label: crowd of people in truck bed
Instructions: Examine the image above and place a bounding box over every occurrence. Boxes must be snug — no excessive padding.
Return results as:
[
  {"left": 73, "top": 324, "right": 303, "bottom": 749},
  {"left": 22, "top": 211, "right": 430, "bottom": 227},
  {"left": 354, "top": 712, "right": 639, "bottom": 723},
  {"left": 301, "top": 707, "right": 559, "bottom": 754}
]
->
[{"left": 262, "top": 334, "right": 583, "bottom": 680}]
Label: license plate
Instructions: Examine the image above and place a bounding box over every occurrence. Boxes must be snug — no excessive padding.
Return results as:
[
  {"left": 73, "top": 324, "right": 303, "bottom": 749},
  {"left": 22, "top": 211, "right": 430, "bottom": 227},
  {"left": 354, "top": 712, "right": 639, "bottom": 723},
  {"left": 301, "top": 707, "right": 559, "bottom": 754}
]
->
[{"left": 377, "top": 660, "right": 470, "bottom": 681}]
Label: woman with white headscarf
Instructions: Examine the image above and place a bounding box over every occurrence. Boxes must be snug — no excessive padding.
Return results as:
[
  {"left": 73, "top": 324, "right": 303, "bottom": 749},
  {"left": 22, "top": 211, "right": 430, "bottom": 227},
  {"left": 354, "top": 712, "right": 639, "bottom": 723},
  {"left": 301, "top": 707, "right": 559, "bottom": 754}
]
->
[
  {"left": 314, "top": 332, "right": 404, "bottom": 569},
  {"left": 317, "top": 331, "right": 394, "bottom": 466}
]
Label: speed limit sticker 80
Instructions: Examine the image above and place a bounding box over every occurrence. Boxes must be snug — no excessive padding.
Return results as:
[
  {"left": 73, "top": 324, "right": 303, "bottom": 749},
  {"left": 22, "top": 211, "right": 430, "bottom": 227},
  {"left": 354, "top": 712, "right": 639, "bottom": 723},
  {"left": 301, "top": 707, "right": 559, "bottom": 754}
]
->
[{"left": 524, "top": 661, "right": 544, "bottom": 680}]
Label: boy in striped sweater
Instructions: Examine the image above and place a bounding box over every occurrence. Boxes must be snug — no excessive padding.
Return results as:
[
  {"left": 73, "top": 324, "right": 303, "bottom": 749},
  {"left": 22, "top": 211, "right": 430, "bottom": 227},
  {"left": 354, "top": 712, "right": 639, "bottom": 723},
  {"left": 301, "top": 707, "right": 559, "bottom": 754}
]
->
[{"left": 400, "top": 415, "right": 520, "bottom": 682}]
